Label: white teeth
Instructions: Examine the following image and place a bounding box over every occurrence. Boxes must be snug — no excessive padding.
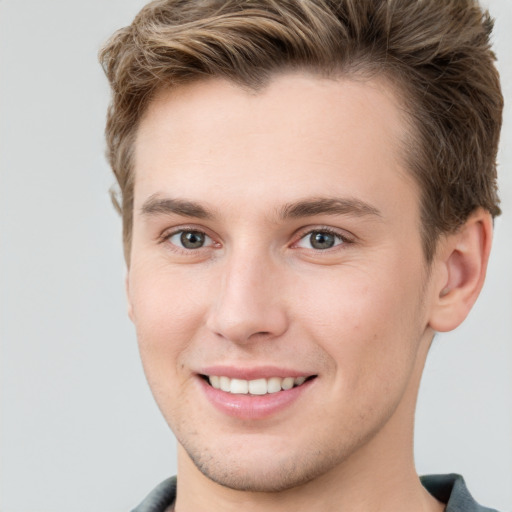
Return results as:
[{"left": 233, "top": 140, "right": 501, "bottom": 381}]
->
[
  {"left": 294, "top": 376, "right": 306, "bottom": 386},
  {"left": 267, "top": 377, "right": 282, "bottom": 394},
  {"left": 281, "top": 377, "right": 294, "bottom": 390},
  {"left": 219, "top": 376, "right": 230, "bottom": 392},
  {"left": 248, "top": 378, "right": 267, "bottom": 395},
  {"left": 230, "top": 378, "right": 249, "bottom": 394},
  {"left": 207, "top": 375, "right": 310, "bottom": 395}
]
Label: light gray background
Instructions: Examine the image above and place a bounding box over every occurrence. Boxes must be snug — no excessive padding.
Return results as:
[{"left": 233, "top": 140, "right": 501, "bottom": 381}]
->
[{"left": 1, "top": 1, "right": 510, "bottom": 511}]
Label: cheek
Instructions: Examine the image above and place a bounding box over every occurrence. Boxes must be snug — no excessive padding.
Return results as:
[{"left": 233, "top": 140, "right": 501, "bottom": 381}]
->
[
  {"left": 128, "top": 265, "right": 208, "bottom": 385},
  {"left": 294, "top": 265, "right": 426, "bottom": 390},
  {"left": 129, "top": 258, "right": 208, "bottom": 332}
]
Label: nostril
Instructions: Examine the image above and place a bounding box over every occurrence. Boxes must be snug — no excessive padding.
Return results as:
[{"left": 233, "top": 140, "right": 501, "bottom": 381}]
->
[{"left": 250, "top": 331, "right": 272, "bottom": 339}]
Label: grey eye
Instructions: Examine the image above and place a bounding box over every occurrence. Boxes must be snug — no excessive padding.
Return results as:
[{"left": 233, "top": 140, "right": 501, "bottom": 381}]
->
[
  {"left": 310, "top": 231, "right": 336, "bottom": 249},
  {"left": 169, "top": 230, "right": 211, "bottom": 249},
  {"left": 181, "top": 231, "right": 204, "bottom": 248},
  {"left": 297, "top": 230, "right": 344, "bottom": 250}
]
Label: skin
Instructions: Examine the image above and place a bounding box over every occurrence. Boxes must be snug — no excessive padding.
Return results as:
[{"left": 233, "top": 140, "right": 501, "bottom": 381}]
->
[{"left": 127, "top": 73, "right": 492, "bottom": 512}]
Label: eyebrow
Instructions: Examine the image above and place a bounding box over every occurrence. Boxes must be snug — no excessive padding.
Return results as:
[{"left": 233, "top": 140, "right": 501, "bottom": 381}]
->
[
  {"left": 140, "top": 195, "right": 382, "bottom": 222},
  {"left": 279, "top": 197, "right": 382, "bottom": 220},
  {"left": 140, "top": 195, "right": 214, "bottom": 219}
]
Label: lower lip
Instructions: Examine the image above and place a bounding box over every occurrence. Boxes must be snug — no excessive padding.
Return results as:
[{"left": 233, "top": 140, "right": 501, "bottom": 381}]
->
[{"left": 199, "top": 377, "right": 314, "bottom": 420}]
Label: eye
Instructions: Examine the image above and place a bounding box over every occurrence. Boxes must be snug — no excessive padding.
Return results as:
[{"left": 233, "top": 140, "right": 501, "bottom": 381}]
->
[
  {"left": 168, "top": 230, "right": 213, "bottom": 249},
  {"left": 296, "top": 229, "right": 345, "bottom": 250}
]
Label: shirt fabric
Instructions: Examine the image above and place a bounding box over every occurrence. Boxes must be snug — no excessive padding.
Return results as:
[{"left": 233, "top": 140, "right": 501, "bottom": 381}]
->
[{"left": 131, "top": 473, "right": 500, "bottom": 512}]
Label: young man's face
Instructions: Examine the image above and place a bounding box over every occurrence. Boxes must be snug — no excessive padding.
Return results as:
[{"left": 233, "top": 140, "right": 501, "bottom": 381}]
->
[{"left": 128, "top": 74, "right": 438, "bottom": 491}]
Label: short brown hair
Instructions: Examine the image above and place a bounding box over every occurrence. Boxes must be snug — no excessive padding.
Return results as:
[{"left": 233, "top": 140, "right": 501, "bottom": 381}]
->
[{"left": 100, "top": 0, "right": 503, "bottom": 263}]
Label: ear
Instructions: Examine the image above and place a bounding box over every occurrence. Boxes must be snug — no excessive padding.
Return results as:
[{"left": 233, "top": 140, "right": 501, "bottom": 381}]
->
[
  {"left": 428, "top": 208, "right": 493, "bottom": 332},
  {"left": 125, "top": 272, "right": 135, "bottom": 323}
]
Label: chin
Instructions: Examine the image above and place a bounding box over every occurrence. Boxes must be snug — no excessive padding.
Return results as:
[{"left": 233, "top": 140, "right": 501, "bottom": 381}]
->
[
  {"left": 182, "top": 438, "right": 345, "bottom": 493},
  {"left": 193, "top": 456, "right": 327, "bottom": 493}
]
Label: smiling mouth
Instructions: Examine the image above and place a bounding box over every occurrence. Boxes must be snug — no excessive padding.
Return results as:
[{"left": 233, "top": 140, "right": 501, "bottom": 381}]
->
[{"left": 202, "top": 375, "right": 317, "bottom": 395}]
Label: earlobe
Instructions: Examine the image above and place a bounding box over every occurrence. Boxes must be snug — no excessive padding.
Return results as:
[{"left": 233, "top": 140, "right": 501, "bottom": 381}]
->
[{"left": 428, "top": 208, "right": 493, "bottom": 333}]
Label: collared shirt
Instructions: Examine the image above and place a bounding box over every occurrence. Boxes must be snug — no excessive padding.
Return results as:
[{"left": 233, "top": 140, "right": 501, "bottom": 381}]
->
[{"left": 131, "top": 473, "right": 500, "bottom": 512}]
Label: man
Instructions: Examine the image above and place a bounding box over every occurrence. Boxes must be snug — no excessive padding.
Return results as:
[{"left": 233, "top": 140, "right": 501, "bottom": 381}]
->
[{"left": 100, "top": 1, "right": 503, "bottom": 511}]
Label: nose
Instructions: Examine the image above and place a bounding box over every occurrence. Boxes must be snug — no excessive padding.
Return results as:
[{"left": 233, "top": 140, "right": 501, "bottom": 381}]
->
[{"left": 206, "top": 249, "right": 289, "bottom": 344}]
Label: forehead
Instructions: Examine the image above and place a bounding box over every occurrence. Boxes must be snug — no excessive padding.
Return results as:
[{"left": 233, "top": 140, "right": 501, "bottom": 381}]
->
[{"left": 133, "top": 73, "right": 419, "bottom": 220}]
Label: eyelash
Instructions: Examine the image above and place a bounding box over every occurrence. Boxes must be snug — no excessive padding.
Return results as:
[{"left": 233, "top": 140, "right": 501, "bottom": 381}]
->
[
  {"left": 293, "top": 226, "right": 352, "bottom": 251},
  {"left": 159, "top": 226, "right": 217, "bottom": 252},
  {"left": 158, "top": 226, "right": 353, "bottom": 253}
]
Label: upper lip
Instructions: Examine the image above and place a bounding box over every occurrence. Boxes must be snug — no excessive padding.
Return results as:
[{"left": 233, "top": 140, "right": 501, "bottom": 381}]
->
[{"left": 198, "top": 365, "right": 315, "bottom": 380}]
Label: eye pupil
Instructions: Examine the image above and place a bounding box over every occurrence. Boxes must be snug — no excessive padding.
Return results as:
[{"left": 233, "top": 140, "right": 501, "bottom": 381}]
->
[
  {"left": 310, "top": 231, "right": 335, "bottom": 250},
  {"left": 180, "top": 231, "right": 205, "bottom": 249}
]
